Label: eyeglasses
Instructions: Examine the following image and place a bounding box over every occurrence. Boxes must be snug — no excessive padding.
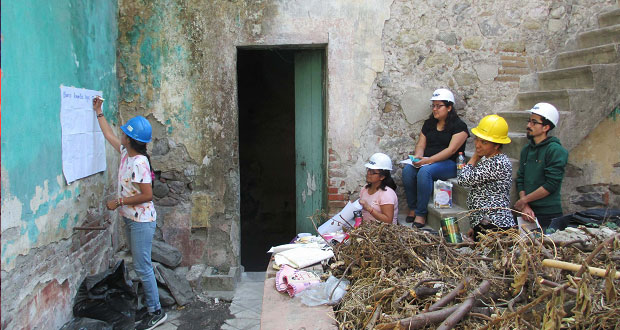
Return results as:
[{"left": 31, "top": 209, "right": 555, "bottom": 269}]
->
[
  {"left": 366, "top": 169, "right": 381, "bottom": 175},
  {"left": 430, "top": 104, "right": 446, "bottom": 109},
  {"left": 526, "top": 119, "right": 544, "bottom": 125}
]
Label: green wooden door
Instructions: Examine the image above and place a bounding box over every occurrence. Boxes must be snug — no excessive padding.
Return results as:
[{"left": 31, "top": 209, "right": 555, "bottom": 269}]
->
[{"left": 294, "top": 50, "right": 325, "bottom": 234}]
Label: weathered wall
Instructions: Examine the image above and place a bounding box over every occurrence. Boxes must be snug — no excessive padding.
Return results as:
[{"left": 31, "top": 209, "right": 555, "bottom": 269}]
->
[
  {"left": 347, "top": 0, "right": 619, "bottom": 215},
  {"left": 116, "top": 0, "right": 391, "bottom": 270},
  {"left": 115, "top": 0, "right": 618, "bottom": 276},
  {"left": 563, "top": 110, "right": 620, "bottom": 213},
  {"left": 1, "top": 1, "right": 120, "bottom": 329}
]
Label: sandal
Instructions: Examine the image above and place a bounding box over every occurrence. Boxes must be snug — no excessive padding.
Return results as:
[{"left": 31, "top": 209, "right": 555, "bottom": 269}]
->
[
  {"left": 413, "top": 222, "right": 425, "bottom": 229},
  {"left": 405, "top": 216, "right": 415, "bottom": 223}
]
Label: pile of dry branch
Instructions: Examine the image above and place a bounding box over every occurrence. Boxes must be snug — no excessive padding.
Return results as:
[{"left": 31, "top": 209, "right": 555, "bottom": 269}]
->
[{"left": 327, "top": 221, "right": 620, "bottom": 329}]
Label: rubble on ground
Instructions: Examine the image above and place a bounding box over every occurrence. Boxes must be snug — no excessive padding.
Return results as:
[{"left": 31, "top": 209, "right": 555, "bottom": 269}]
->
[{"left": 327, "top": 221, "right": 620, "bottom": 329}]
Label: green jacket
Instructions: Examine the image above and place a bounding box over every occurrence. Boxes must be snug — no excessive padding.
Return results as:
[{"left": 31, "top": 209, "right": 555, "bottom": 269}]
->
[{"left": 515, "top": 136, "right": 568, "bottom": 215}]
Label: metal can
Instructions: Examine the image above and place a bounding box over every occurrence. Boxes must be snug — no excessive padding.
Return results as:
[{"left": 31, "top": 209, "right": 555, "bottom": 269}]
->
[{"left": 441, "top": 217, "right": 462, "bottom": 243}]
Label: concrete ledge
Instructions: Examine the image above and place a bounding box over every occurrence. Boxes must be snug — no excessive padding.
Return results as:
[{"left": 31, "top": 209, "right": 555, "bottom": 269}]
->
[
  {"left": 201, "top": 266, "right": 242, "bottom": 291},
  {"left": 260, "top": 277, "right": 338, "bottom": 330}
]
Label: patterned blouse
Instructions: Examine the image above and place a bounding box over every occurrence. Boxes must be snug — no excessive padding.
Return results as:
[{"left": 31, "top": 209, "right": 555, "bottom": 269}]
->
[
  {"left": 118, "top": 146, "right": 157, "bottom": 222},
  {"left": 457, "top": 153, "right": 515, "bottom": 228}
]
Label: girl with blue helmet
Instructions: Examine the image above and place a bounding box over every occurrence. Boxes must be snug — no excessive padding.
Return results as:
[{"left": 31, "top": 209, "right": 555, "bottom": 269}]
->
[{"left": 93, "top": 96, "right": 167, "bottom": 330}]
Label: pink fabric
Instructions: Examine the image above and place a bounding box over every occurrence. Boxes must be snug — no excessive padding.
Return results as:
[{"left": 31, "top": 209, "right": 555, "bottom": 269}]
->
[
  {"left": 275, "top": 265, "right": 321, "bottom": 297},
  {"left": 359, "top": 186, "right": 399, "bottom": 224}
]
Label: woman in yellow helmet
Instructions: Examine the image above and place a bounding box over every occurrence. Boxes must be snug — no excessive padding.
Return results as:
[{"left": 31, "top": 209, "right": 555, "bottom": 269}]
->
[{"left": 457, "top": 115, "right": 516, "bottom": 241}]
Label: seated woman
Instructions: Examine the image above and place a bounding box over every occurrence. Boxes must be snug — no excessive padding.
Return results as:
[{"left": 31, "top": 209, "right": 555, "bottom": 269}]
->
[
  {"left": 457, "top": 115, "right": 516, "bottom": 241},
  {"left": 402, "top": 89, "right": 469, "bottom": 228},
  {"left": 359, "top": 153, "right": 399, "bottom": 225}
]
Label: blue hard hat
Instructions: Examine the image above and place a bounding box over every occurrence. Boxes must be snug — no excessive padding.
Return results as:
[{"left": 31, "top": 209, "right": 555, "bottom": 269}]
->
[{"left": 121, "top": 116, "right": 152, "bottom": 143}]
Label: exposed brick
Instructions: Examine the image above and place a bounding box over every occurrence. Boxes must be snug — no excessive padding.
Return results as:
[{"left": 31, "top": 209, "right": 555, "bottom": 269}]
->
[
  {"left": 500, "top": 55, "right": 526, "bottom": 62},
  {"left": 329, "top": 169, "right": 345, "bottom": 178},
  {"left": 329, "top": 155, "right": 337, "bottom": 161},
  {"left": 499, "top": 68, "right": 529, "bottom": 75},
  {"left": 329, "top": 148, "right": 335, "bottom": 154},
  {"left": 495, "top": 76, "right": 520, "bottom": 82},
  {"left": 328, "top": 194, "right": 345, "bottom": 201},
  {"left": 501, "top": 61, "right": 528, "bottom": 68},
  {"left": 328, "top": 187, "right": 339, "bottom": 194},
  {"left": 340, "top": 181, "right": 346, "bottom": 187},
  {"left": 329, "top": 163, "right": 340, "bottom": 169}
]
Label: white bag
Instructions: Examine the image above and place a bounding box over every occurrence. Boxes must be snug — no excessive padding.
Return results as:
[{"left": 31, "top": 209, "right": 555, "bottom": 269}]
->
[
  {"left": 317, "top": 200, "right": 362, "bottom": 234},
  {"left": 433, "top": 180, "right": 453, "bottom": 208}
]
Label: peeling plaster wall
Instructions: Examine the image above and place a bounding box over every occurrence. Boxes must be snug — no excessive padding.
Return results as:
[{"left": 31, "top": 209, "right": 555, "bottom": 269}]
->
[
  {"left": 1, "top": 1, "right": 120, "bottom": 329},
  {"left": 563, "top": 113, "right": 620, "bottom": 213},
  {"left": 116, "top": 0, "right": 619, "bottom": 277},
  {"left": 116, "top": 0, "right": 391, "bottom": 270}
]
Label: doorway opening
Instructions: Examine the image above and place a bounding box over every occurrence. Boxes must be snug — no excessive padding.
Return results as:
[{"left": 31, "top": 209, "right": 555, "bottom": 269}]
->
[
  {"left": 238, "top": 49, "right": 297, "bottom": 271},
  {"left": 238, "top": 47, "right": 326, "bottom": 271}
]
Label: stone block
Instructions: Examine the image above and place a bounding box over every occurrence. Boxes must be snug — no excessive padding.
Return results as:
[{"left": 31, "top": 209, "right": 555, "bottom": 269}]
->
[
  {"left": 158, "top": 286, "right": 177, "bottom": 307},
  {"left": 152, "top": 239, "right": 183, "bottom": 268},
  {"left": 153, "top": 180, "right": 169, "bottom": 198},
  {"left": 498, "top": 40, "right": 525, "bottom": 53},
  {"left": 186, "top": 263, "right": 207, "bottom": 289},
  {"left": 463, "top": 37, "right": 482, "bottom": 50},
  {"left": 400, "top": 87, "right": 434, "bottom": 125},
  {"left": 201, "top": 266, "right": 241, "bottom": 291},
  {"left": 156, "top": 264, "right": 194, "bottom": 306}
]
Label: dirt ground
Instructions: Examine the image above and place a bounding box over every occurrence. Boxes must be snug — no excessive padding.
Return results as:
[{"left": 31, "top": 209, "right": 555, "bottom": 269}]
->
[{"left": 172, "top": 298, "right": 233, "bottom": 330}]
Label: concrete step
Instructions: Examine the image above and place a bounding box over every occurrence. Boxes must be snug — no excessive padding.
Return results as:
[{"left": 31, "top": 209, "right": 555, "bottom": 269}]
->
[
  {"left": 599, "top": 8, "right": 620, "bottom": 28},
  {"left": 504, "top": 132, "right": 528, "bottom": 160},
  {"left": 577, "top": 24, "right": 620, "bottom": 49},
  {"left": 516, "top": 89, "right": 597, "bottom": 111},
  {"left": 538, "top": 66, "right": 594, "bottom": 90},
  {"left": 555, "top": 44, "right": 620, "bottom": 69},
  {"left": 497, "top": 110, "right": 530, "bottom": 133}
]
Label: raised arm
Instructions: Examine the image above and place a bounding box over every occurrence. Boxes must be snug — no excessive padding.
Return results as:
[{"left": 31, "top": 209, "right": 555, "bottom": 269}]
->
[{"left": 93, "top": 97, "right": 121, "bottom": 152}]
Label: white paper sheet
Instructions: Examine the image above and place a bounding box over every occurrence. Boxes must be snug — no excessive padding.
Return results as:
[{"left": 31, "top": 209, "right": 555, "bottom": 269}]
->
[
  {"left": 517, "top": 216, "right": 542, "bottom": 236},
  {"left": 60, "top": 86, "right": 106, "bottom": 184}
]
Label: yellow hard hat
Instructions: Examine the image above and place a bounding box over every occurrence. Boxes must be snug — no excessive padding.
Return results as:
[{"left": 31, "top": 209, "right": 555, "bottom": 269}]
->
[{"left": 471, "top": 115, "right": 511, "bottom": 144}]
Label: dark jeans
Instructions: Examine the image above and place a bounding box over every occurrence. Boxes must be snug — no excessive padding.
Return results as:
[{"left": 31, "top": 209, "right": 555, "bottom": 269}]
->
[{"left": 536, "top": 213, "right": 563, "bottom": 232}]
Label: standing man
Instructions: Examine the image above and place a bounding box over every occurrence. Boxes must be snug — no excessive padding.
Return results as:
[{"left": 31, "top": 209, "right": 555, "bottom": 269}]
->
[{"left": 514, "top": 103, "right": 568, "bottom": 230}]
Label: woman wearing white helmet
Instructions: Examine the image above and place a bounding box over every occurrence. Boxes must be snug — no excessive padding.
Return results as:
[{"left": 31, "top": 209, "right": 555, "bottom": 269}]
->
[
  {"left": 93, "top": 97, "right": 167, "bottom": 329},
  {"left": 402, "top": 89, "right": 469, "bottom": 228},
  {"left": 359, "top": 153, "right": 399, "bottom": 224}
]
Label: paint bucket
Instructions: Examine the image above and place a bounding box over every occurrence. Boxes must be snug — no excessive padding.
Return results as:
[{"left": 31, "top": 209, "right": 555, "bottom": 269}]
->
[{"left": 441, "top": 217, "right": 462, "bottom": 243}]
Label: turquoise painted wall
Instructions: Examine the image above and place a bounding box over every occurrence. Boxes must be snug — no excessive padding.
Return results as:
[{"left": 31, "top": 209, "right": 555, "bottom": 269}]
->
[{"left": 1, "top": 0, "right": 118, "bottom": 266}]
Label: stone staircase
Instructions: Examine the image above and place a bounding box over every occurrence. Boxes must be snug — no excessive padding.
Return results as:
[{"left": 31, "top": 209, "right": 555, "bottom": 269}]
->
[{"left": 418, "top": 7, "right": 620, "bottom": 234}]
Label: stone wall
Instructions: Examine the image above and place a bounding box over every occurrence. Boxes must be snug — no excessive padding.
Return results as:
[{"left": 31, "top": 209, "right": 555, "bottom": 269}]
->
[
  {"left": 115, "top": 0, "right": 618, "bottom": 276},
  {"left": 563, "top": 109, "right": 620, "bottom": 214},
  {"left": 1, "top": 1, "right": 120, "bottom": 329}
]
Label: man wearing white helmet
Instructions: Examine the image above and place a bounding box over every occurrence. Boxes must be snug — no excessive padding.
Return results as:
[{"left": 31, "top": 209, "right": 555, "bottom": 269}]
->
[{"left": 514, "top": 103, "right": 568, "bottom": 230}]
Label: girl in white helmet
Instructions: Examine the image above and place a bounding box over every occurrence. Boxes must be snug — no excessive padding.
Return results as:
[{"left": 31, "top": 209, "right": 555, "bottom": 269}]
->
[
  {"left": 359, "top": 153, "right": 399, "bottom": 224},
  {"left": 402, "top": 89, "right": 469, "bottom": 228},
  {"left": 93, "top": 97, "right": 167, "bottom": 330}
]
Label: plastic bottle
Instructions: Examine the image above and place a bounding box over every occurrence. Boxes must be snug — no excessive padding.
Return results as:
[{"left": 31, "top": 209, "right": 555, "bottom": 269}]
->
[{"left": 456, "top": 152, "right": 465, "bottom": 176}]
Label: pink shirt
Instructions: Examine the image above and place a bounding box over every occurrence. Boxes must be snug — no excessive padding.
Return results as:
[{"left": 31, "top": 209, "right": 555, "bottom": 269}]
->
[{"left": 359, "top": 186, "right": 399, "bottom": 225}]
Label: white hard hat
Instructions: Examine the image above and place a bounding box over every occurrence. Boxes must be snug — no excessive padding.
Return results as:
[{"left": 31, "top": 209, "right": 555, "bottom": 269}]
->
[
  {"left": 528, "top": 102, "right": 559, "bottom": 127},
  {"left": 365, "top": 153, "right": 393, "bottom": 171},
  {"left": 430, "top": 88, "right": 455, "bottom": 103}
]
